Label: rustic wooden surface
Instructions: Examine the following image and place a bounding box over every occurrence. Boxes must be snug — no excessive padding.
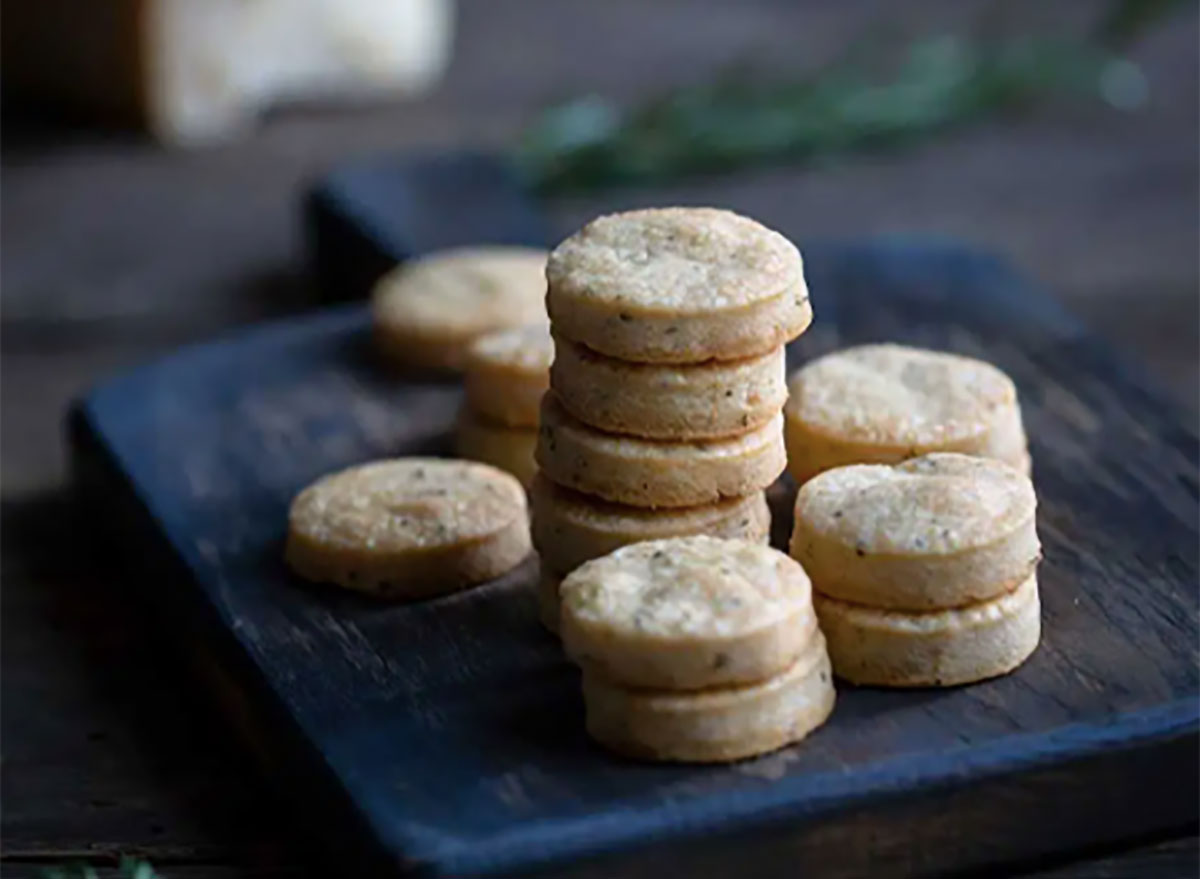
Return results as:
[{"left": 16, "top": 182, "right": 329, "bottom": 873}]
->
[
  {"left": 67, "top": 241, "right": 1199, "bottom": 877},
  {"left": 3, "top": 1, "right": 1197, "bottom": 876}
]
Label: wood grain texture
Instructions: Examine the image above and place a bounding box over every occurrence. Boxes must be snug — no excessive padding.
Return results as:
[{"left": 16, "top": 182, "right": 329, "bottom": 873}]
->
[
  {"left": 70, "top": 240, "right": 1199, "bottom": 878},
  {"left": 0, "top": 492, "right": 308, "bottom": 875},
  {"left": 1020, "top": 835, "right": 1200, "bottom": 879}
]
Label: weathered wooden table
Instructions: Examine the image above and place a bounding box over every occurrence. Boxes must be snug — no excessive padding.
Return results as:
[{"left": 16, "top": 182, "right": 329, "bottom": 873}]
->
[{"left": 3, "top": 2, "right": 1196, "bottom": 876}]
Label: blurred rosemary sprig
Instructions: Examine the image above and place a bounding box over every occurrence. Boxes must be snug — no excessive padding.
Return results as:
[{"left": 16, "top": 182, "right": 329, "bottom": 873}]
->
[
  {"left": 42, "top": 857, "right": 160, "bottom": 879},
  {"left": 516, "top": 0, "right": 1189, "bottom": 194}
]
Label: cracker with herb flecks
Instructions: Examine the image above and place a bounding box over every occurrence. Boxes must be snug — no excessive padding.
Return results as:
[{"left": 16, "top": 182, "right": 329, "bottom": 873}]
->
[
  {"left": 784, "top": 344, "right": 1029, "bottom": 485},
  {"left": 536, "top": 394, "right": 785, "bottom": 509},
  {"left": 559, "top": 535, "right": 817, "bottom": 691},
  {"left": 790, "top": 453, "right": 1040, "bottom": 611},
  {"left": 815, "top": 573, "right": 1041, "bottom": 688},
  {"left": 583, "top": 631, "right": 835, "bottom": 763},
  {"left": 546, "top": 208, "right": 810, "bottom": 364},
  {"left": 530, "top": 475, "right": 769, "bottom": 581},
  {"left": 373, "top": 247, "right": 548, "bottom": 371},
  {"left": 551, "top": 335, "right": 786, "bottom": 440},
  {"left": 285, "top": 458, "right": 530, "bottom": 599}
]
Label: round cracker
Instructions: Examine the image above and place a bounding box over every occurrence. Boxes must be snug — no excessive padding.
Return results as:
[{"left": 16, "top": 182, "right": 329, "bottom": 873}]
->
[
  {"left": 455, "top": 407, "right": 538, "bottom": 487},
  {"left": 815, "top": 573, "right": 1041, "bottom": 687},
  {"left": 546, "top": 208, "right": 810, "bottom": 363},
  {"left": 790, "top": 453, "right": 1039, "bottom": 610},
  {"left": 551, "top": 335, "right": 787, "bottom": 439},
  {"left": 372, "top": 247, "right": 548, "bottom": 371},
  {"left": 784, "top": 344, "right": 1028, "bottom": 483},
  {"left": 531, "top": 475, "right": 771, "bottom": 578},
  {"left": 536, "top": 394, "right": 786, "bottom": 508},
  {"left": 560, "top": 536, "right": 817, "bottom": 690},
  {"left": 987, "top": 403, "right": 1033, "bottom": 475},
  {"left": 285, "top": 458, "right": 530, "bottom": 599},
  {"left": 583, "top": 633, "right": 835, "bottom": 763},
  {"left": 464, "top": 324, "right": 553, "bottom": 428}
]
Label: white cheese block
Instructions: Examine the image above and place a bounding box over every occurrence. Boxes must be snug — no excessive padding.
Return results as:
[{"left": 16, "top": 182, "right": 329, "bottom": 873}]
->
[{"left": 4, "top": 0, "right": 454, "bottom": 146}]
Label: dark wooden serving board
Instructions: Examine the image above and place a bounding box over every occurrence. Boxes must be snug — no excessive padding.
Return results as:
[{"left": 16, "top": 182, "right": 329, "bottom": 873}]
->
[{"left": 70, "top": 155, "right": 1199, "bottom": 878}]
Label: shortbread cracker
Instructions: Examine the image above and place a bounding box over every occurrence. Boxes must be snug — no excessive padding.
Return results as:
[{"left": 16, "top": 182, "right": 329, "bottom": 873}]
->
[
  {"left": 551, "top": 336, "right": 786, "bottom": 439},
  {"left": 560, "top": 536, "right": 817, "bottom": 690},
  {"left": 546, "top": 208, "right": 810, "bottom": 363},
  {"left": 784, "top": 344, "right": 1028, "bottom": 484},
  {"left": 464, "top": 324, "right": 553, "bottom": 428},
  {"left": 285, "top": 458, "right": 530, "bottom": 598},
  {"left": 537, "top": 394, "right": 786, "bottom": 508},
  {"left": 373, "top": 247, "right": 548, "bottom": 370},
  {"left": 790, "top": 453, "right": 1039, "bottom": 610},
  {"left": 531, "top": 476, "right": 771, "bottom": 578},
  {"left": 815, "top": 574, "right": 1040, "bottom": 687},
  {"left": 583, "top": 633, "right": 835, "bottom": 763},
  {"left": 456, "top": 407, "right": 538, "bottom": 487}
]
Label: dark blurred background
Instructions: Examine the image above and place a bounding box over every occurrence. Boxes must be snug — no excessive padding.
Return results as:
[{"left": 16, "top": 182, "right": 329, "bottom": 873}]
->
[{"left": 2, "top": 1, "right": 1197, "bottom": 877}]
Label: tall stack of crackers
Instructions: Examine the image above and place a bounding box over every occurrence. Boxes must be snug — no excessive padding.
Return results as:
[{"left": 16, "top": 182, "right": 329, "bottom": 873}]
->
[{"left": 531, "top": 207, "right": 813, "bottom": 629}]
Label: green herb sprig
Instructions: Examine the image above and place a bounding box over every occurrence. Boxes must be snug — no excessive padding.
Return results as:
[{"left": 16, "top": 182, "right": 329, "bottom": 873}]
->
[
  {"left": 42, "top": 856, "right": 159, "bottom": 879},
  {"left": 516, "top": 0, "right": 1189, "bottom": 194}
]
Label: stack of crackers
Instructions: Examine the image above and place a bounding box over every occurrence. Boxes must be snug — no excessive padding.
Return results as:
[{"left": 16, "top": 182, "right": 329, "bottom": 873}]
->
[
  {"left": 781, "top": 342, "right": 1040, "bottom": 688},
  {"left": 370, "top": 245, "right": 554, "bottom": 486},
  {"left": 456, "top": 324, "right": 553, "bottom": 486},
  {"left": 790, "top": 453, "right": 1042, "bottom": 687},
  {"left": 531, "top": 207, "right": 813, "bottom": 629},
  {"left": 558, "top": 536, "right": 835, "bottom": 763}
]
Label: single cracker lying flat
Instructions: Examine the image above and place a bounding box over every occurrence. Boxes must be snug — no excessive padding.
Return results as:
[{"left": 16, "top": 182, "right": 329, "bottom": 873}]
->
[
  {"left": 546, "top": 207, "right": 811, "bottom": 363},
  {"left": 816, "top": 573, "right": 1041, "bottom": 688},
  {"left": 464, "top": 324, "right": 554, "bottom": 428},
  {"left": 790, "top": 453, "right": 1040, "bottom": 611},
  {"left": 372, "top": 247, "right": 548, "bottom": 371},
  {"left": 583, "top": 633, "right": 835, "bottom": 763},
  {"left": 455, "top": 407, "right": 538, "bottom": 487},
  {"left": 531, "top": 475, "right": 770, "bottom": 578},
  {"left": 560, "top": 536, "right": 817, "bottom": 690},
  {"left": 784, "top": 344, "right": 1028, "bottom": 484},
  {"left": 285, "top": 458, "right": 530, "bottom": 599},
  {"left": 536, "top": 394, "right": 786, "bottom": 508},
  {"left": 551, "top": 335, "right": 787, "bottom": 439}
]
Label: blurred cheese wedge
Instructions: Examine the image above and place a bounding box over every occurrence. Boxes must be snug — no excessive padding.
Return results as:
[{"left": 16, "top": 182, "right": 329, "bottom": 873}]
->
[{"left": 3, "top": 0, "right": 454, "bottom": 146}]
